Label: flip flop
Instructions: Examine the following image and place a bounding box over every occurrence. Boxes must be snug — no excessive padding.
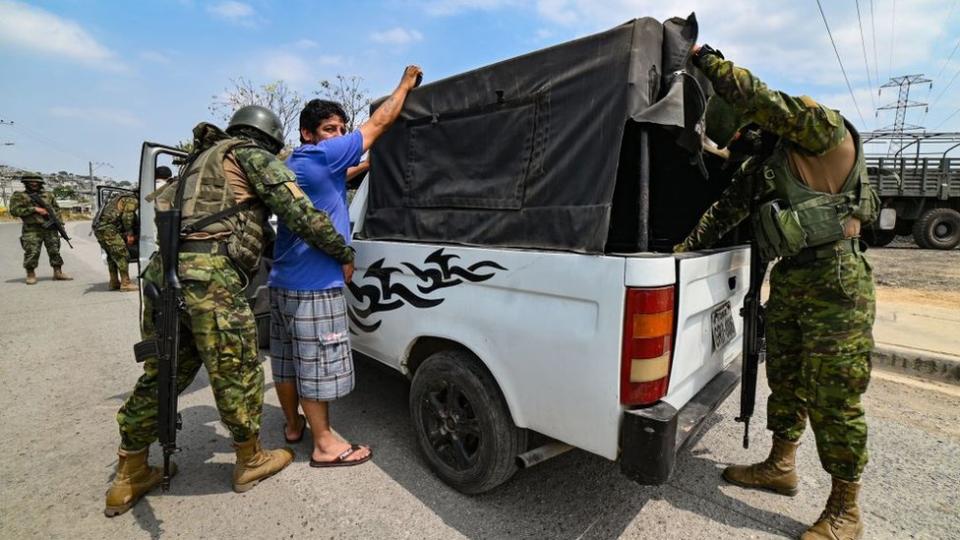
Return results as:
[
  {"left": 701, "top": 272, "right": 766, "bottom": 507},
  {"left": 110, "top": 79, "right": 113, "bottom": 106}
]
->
[
  {"left": 284, "top": 414, "right": 307, "bottom": 444},
  {"left": 309, "top": 445, "right": 373, "bottom": 468}
]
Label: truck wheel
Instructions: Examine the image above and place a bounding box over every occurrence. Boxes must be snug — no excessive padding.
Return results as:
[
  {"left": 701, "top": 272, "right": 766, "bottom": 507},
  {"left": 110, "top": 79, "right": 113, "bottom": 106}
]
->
[
  {"left": 409, "top": 350, "right": 527, "bottom": 494},
  {"left": 863, "top": 228, "right": 896, "bottom": 247},
  {"left": 912, "top": 208, "right": 960, "bottom": 250},
  {"left": 256, "top": 315, "right": 271, "bottom": 350}
]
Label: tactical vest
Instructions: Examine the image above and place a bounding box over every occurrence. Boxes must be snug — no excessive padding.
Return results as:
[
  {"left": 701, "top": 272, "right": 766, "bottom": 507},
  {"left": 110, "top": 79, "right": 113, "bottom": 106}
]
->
[
  {"left": 155, "top": 138, "right": 268, "bottom": 275},
  {"left": 752, "top": 123, "right": 876, "bottom": 260},
  {"left": 92, "top": 194, "right": 132, "bottom": 232}
]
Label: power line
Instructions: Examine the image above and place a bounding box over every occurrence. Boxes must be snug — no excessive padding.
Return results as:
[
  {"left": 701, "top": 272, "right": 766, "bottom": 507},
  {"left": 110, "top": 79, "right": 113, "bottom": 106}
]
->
[
  {"left": 870, "top": 0, "right": 881, "bottom": 92},
  {"left": 935, "top": 38, "right": 960, "bottom": 82},
  {"left": 931, "top": 64, "right": 960, "bottom": 109},
  {"left": 888, "top": 0, "right": 896, "bottom": 81},
  {"left": 934, "top": 106, "right": 960, "bottom": 129},
  {"left": 815, "top": 0, "right": 868, "bottom": 128},
  {"left": 856, "top": 0, "right": 878, "bottom": 122}
]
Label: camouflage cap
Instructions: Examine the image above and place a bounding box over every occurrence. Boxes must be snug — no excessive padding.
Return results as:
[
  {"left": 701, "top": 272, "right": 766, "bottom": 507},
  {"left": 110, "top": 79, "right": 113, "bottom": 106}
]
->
[
  {"left": 704, "top": 95, "right": 746, "bottom": 150},
  {"left": 19, "top": 172, "right": 44, "bottom": 184}
]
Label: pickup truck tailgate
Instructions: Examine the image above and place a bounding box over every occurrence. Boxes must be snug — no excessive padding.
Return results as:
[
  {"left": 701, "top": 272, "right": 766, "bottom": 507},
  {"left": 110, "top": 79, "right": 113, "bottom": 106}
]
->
[{"left": 665, "top": 247, "right": 749, "bottom": 410}]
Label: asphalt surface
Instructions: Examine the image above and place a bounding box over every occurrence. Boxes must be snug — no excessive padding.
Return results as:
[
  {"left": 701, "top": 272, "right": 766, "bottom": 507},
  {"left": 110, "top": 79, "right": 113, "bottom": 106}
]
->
[{"left": 1, "top": 221, "right": 958, "bottom": 540}]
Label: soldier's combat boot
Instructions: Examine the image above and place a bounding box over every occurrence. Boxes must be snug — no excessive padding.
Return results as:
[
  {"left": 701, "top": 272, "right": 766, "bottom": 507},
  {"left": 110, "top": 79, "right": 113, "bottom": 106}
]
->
[
  {"left": 801, "top": 477, "right": 863, "bottom": 540},
  {"left": 722, "top": 436, "right": 799, "bottom": 496},
  {"left": 104, "top": 447, "right": 175, "bottom": 517},
  {"left": 108, "top": 268, "right": 120, "bottom": 290},
  {"left": 232, "top": 437, "right": 294, "bottom": 493},
  {"left": 118, "top": 270, "right": 138, "bottom": 292},
  {"left": 25, "top": 269, "right": 37, "bottom": 285},
  {"left": 52, "top": 267, "right": 73, "bottom": 281}
]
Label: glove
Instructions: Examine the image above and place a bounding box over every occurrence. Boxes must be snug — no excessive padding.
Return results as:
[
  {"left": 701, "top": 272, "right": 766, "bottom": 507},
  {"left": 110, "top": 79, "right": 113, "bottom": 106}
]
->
[{"left": 692, "top": 43, "right": 724, "bottom": 69}]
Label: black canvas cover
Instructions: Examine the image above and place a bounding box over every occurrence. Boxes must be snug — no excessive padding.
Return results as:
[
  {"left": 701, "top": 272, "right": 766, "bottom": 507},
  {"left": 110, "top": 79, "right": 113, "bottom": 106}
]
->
[{"left": 360, "top": 14, "right": 703, "bottom": 253}]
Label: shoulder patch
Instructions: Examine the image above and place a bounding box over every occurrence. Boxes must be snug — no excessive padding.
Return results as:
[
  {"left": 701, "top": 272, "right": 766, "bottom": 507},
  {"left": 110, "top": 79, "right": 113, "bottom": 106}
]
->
[
  {"left": 284, "top": 182, "right": 306, "bottom": 199},
  {"left": 800, "top": 95, "right": 819, "bottom": 109}
]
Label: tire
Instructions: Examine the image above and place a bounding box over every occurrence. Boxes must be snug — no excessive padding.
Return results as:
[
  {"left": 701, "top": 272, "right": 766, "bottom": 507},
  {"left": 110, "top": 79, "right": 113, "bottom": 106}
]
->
[
  {"left": 256, "top": 315, "right": 270, "bottom": 350},
  {"left": 409, "top": 350, "right": 527, "bottom": 494},
  {"left": 862, "top": 228, "right": 896, "bottom": 247},
  {"left": 912, "top": 208, "right": 960, "bottom": 250}
]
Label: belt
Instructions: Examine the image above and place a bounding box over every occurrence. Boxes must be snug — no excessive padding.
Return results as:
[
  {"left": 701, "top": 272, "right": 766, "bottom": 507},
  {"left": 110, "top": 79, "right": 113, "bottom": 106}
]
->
[
  {"left": 788, "top": 238, "right": 860, "bottom": 265},
  {"left": 179, "top": 240, "right": 230, "bottom": 256}
]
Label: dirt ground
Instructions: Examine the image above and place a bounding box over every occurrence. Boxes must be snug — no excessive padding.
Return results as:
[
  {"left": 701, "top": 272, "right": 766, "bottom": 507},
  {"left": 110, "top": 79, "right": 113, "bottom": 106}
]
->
[{"left": 864, "top": 236, "right": 960, "bottom": 308}]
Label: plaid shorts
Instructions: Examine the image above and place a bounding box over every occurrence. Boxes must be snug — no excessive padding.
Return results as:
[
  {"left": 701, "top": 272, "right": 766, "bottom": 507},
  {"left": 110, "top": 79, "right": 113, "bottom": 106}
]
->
[{"left": 269, "top": 287, "right": 355, "bottom": 401}]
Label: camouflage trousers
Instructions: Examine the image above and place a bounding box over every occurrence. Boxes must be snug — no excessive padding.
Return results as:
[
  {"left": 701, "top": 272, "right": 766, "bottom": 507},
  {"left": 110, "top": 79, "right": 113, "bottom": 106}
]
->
[
  {"left": 765, "top": 250, "right": 875, "bottom": 481},
  {"left": 117, "top": 253, "right": 263, "bottom": 450},
  {"left": 20, "top": 225, "right": 63, "bottom": 270},
  {"left": 94, "top": 226, "right": 130, "bottom": 274}
]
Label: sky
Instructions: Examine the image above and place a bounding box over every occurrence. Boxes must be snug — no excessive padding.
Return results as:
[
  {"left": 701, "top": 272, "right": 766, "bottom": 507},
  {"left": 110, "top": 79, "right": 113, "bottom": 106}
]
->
[{"left": 1, "top": 0, "right": 959, "bottom": 182}]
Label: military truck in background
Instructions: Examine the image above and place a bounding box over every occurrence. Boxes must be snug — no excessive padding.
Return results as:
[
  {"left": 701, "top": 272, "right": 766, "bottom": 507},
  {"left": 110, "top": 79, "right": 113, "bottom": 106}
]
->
[{"left": 861, "top": 132, "right": 960, "bottom": 250}]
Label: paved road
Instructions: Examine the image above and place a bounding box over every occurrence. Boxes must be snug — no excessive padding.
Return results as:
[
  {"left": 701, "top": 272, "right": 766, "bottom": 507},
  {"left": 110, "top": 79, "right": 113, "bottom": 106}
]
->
[{"left": 1, "top": 221, "right": 958, "bottom": 540}]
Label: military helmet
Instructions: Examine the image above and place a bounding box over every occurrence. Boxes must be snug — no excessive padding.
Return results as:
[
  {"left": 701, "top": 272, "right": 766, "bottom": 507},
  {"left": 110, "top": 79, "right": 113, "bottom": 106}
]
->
[
  {"left": 19, "top": 173, "right": 44, "bottom": 185},
  {"left": 226, "top": 105, "right": 285, "bottom": 148},
  {"left": 155, "top": 165, "right": 172, "bottom": 180},
  {"left": 704, "top": 95, "right": 746, "bottom": 150}
]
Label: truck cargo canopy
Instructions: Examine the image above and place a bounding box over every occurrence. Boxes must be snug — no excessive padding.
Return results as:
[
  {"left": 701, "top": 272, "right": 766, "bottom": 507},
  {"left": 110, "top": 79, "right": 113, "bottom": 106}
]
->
[{"left": 359, "top": 14, "right": 703, "bottom": 253}]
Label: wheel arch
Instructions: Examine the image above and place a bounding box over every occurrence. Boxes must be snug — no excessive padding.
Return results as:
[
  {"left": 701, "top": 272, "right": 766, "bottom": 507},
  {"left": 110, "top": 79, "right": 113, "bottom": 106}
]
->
[{"left": 402, "top": 335, "right": 527, "bottom": 428}]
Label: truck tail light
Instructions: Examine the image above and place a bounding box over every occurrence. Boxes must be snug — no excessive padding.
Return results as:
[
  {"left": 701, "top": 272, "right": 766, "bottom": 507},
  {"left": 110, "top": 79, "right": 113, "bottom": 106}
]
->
[{"left": 620, "top": 286, "right": 675, "bottom": 405}]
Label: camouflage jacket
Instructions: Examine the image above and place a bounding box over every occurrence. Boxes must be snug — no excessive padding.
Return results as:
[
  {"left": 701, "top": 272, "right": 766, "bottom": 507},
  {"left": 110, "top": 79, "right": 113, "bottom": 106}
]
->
[
  {"left": 9, "top": 190, "right": 60, "bottom": 227},
  {"left": 94, "top": 195, "right": 138, "bottom": 235},
  {"left": 677, "top": 54, "right": 852, "bottom": 252},
  {"left": 174, "top": 122, "right": 354, "bottom": 264}
]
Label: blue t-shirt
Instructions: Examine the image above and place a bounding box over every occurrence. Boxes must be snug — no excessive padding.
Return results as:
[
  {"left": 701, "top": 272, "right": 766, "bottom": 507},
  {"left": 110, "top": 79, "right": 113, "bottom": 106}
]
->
[{"left": 268, "top": 131, "right": 363, "bottom": 291}]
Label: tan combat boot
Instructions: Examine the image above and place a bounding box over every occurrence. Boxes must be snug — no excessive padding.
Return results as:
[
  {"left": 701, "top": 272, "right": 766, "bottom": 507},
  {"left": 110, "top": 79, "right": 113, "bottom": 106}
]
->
[
  {"left": 104, "top": 447, "right": 175, "bottom": 517},
  {"left": 108, "top": 267, "right": 120, "bottom": 290},
  {"left": 52, "top": 267, "right": 73, "bottom": 281},
  {"left": 801, "top": 477, "right": 863, "bottom": 540},
  {"left": 118, "top": 270, "right": 138, "bottom": 292},
  {"left": 232, "top": 437, "right": 294, "bottom": 493},
  {"left": 25, "top": 269, "right": 37, "bottom": 285},
  {"left": 722, "top": 436, "right": 799, "bottom": 496}
]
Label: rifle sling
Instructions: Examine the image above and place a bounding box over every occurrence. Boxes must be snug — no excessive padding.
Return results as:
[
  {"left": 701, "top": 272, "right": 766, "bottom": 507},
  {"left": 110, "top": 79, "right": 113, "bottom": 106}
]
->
[{"left": 179, "top": 200, "right": 254, "bottom": 235}]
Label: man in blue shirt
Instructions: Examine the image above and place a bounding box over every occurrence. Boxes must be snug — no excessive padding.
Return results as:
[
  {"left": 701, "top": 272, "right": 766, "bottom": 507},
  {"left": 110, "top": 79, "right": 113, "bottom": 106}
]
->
[{"left": 269, "top": 65, "right": 422, "bottom": 467}]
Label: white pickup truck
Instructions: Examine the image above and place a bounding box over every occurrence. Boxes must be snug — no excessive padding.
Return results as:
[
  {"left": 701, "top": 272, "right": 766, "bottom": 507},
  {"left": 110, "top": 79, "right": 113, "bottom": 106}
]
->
[
  {"left": 137, "top": 14, "right": 749, "bottom": 495},
  {"left": 345, "top": 180, "right": 748, "bottom": 493}
]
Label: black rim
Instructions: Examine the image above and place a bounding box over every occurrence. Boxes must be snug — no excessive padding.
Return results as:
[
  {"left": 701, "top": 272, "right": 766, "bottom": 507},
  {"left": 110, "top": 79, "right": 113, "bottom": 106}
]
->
[
  {"left": 420, "top": 380, "right": 482, "bottom": 471},
  {"left": 933, "top": 220, "right": 955, "bottom": 240}
]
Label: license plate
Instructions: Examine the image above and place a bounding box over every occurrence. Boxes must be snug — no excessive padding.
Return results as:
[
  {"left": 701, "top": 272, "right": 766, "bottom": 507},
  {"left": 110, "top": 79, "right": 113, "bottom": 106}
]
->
[{"left": 711, "top": 301, "right": 736, "bottom": 351}]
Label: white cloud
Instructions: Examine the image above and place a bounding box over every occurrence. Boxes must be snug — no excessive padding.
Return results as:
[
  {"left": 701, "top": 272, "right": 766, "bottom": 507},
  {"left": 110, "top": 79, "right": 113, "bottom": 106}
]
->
[
  {"left": 424, "top": 0, "right": 519, "bottom": 16},
  {"left": 48, "top": 107, "right": 143, "bottom": 128},
  {"left": 371, "top": 27, "right": 424, "bottom": 45},
  {"left": 258, "top": 52, "right": 341, "bottom": 85},
  {"left": 296, "top": 38, "right": 319, "bottom": 49},
  {"left": 0, "top": 0, "right": 124, "bottom": 71},
  {"left": 207, "top": 1, "right": 256, "bottom": 25}
]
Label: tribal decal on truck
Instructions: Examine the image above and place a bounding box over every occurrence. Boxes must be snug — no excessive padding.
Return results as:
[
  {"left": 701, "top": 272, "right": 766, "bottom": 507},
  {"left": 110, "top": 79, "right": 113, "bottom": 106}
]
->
[{"left": 346, "top": 248, "right": 507, "bottom": 333}]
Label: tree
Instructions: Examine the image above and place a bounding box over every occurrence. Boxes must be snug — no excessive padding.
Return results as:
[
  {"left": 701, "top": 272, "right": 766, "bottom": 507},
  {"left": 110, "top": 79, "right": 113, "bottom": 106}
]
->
[
  {"left": 53, "top": 186, "right": 78, "bottom": 199},
  {"left": 317, "top": 75, "right": 372, "bottom": 132},
  {"left": 209, "top": 78, "right": 303, "bottom": 146}
]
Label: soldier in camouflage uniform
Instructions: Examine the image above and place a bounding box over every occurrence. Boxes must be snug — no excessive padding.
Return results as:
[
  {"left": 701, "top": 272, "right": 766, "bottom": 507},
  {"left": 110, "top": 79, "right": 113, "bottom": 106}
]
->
[
  {"left": 93, "top": 191, "right": 140, "bottom": 291},
  {"left": 676, "top": 46, "right": 878, "bottom": 540},
  {"left": 8, "top": 174, "right": 73, "bottom": 284},
  {"left": 105, "top": 106, "right": 356, "bottom": 517}
]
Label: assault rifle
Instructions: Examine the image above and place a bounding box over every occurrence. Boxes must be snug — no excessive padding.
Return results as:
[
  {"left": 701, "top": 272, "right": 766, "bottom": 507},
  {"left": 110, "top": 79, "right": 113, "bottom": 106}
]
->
[
  {"left": 133, "top": 207, "right": 183, "bottom": 490},
  {"left": 735, "top": 242, "right": 768, "bottom": 449},
  {"left": 27, "top": 192, "right": 73, "bottom": 249}
]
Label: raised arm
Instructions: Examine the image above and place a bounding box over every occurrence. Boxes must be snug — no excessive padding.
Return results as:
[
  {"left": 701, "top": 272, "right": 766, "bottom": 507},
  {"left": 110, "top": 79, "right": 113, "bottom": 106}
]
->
[
  {"left": 237, "top": 147, "right": 354, "bottom": 264},
  {"left": 693, "top": 47, "right": 847, "bottom": 155},
  {"left": 358, "top": 65, "right": 422, "bottom": 153}
]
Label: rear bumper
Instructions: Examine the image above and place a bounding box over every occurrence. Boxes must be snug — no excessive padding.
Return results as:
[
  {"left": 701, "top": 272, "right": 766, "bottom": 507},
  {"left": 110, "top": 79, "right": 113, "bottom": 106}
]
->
[{"left": 619, "top": 357, "right": 741, "bottom": 485}]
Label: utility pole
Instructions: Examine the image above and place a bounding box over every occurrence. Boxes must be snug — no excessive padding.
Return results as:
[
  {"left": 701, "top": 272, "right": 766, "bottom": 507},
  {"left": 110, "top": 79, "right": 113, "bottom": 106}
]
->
[
  {"left": 876, "top": 74, "right": 932, "bottom": 133},
  {"left": 88, "top": 161, "right": 112, "bottom": 209}
]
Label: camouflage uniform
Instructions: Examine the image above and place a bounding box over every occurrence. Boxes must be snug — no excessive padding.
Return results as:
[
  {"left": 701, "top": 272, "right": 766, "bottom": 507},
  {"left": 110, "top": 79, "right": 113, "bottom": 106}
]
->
[
  {"left": 678, "top": 54, "right": 876, "bottom": 481},
  {"left": 94, "top": 195, "right": 138, "bottom": 276},
  {"left": 117, "top": 123, "right": 354, "bottom": 450},
  {"left": 8, "top": 188, "right": 64, "bottom": 270}
]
